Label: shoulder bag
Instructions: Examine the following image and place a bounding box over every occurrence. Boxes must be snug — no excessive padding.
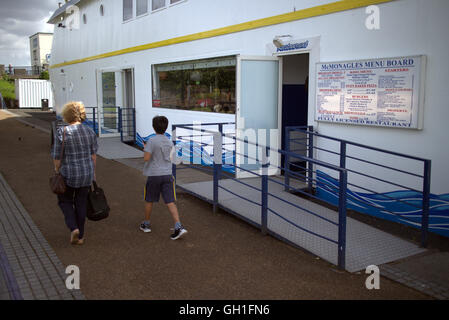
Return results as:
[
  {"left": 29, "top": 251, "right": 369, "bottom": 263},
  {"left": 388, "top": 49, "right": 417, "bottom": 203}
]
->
[
  {"left": 86, "top": 181, "right": 110, "bottom": 221},
  {"left": 49, "top": 127, "right": 66, "bottom": 195}
]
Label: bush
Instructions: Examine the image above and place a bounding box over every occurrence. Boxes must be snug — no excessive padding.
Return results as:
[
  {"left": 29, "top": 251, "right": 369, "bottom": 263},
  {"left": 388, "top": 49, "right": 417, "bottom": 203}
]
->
[
  {"left": 0, "top": 78, "right": 15, "bottom": 100},
  {"left": 40, "top": 70, "right": 50, "bottom": 80}
]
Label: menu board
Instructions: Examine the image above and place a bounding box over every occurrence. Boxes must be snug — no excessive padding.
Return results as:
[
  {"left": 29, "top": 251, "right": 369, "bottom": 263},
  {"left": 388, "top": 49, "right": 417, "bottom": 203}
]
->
[{"left": 316, "top": 56, "right": 425, "bottom": 129}]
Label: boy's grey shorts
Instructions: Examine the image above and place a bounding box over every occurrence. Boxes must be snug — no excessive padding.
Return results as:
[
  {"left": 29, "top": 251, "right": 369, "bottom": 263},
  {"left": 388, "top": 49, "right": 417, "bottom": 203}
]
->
[{"left": 144, "top": 175, "right": 176, "bottom": 204}]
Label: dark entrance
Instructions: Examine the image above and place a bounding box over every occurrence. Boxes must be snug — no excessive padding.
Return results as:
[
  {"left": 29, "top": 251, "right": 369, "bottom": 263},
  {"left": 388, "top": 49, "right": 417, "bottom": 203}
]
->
[{"left": 281, "top": 53, "right": 309, "bottom": 176}]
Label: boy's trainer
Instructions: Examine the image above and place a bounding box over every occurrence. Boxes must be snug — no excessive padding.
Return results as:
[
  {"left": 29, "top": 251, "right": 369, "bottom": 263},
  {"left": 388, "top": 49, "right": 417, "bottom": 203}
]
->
[
  {"left": 171, "top": 227, "right": 187, "bottom": 240},
  {"left": 140, "top": 223, "right": 152, "bottom": 233}
]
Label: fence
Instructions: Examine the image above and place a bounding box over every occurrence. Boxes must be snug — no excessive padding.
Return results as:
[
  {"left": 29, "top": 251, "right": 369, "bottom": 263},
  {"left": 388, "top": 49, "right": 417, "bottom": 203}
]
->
[
  {"left": 284, "top": 126, "right": 432, "bottom": 247},
  {"left": 84, "top": 107, "right": 136, "bottom": 143},
  {"left": 3, "top": 66, "right": 44, "bottom": 76},
  {"left": 172, "top": 122, "right": 349, "bottom": 269},
  {"left": 118, "top": 108, "right": 136, "bottom": 143}
]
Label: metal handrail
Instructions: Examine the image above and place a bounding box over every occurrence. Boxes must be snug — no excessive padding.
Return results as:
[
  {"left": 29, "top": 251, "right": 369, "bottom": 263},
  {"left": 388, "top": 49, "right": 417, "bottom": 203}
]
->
[
  {"left": 172, "top": 122, "right": 348, "bottom": 269},
  {"left": 285, "top": 125, "right": 431, "bottom": 248}
]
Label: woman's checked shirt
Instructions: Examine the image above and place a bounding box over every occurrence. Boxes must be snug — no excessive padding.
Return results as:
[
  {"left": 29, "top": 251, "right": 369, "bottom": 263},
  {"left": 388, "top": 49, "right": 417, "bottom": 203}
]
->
[{"left": 51, "top": 123, "right": 98, "bottom": 188}]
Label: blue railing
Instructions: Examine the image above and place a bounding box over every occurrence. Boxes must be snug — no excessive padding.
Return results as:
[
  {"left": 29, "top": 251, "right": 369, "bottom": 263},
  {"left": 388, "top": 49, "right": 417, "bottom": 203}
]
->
[
  {"left": 118, "top": 107, "right": 136, "bottom": 143},
  {"left": 83, "top": 107, "right": 136, "bottom": 144},
  {"left": 285, "top": 126, "right": 432, "bottom": 247},
  {"left": 172, "top": 122, "right": 349, "bottom": 269},
  {"left": 84, "top": 107, "right": 98, "bottom": 134}
]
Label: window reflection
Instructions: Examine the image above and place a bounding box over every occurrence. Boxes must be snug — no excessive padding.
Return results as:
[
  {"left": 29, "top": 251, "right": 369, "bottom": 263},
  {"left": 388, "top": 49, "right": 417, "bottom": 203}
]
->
[{"left": 152, "top": 56, "right": 236, "bottom": 114}]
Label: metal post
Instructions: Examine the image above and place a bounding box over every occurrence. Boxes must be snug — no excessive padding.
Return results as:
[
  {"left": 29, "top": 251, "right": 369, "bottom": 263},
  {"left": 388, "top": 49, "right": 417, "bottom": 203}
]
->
[
  {"left": 98, "top": 107, "right": 102, "bottom": 136},
  {"left": 340, "top": 141, "right": 347, "bottom": 168},
  {"left": 284, "top": 127, "right": 290, "bottom": 191},
  {"left": 338, "top": 169, "right": 348, "bottom": 270},
  {"left": 132, "top": 108, "right": 136, "bottom": 143},
  {"left": 307, "top": 126, "right": 314, "bottom": 193},
  {"left": 172, "top": 125, "right": 177, "bottom": 181},
  {"left": 190, "top": 140, "right": 194, "bottom": 165},
  {"left": 92, "top": 108, "right": 97, "bottom": 135},
  {"left": 261, "top": 146, "right": 269, "bottom": 235},
  {"left": 421, "top": 160, "right": 431, "bottom": 248},
  {"left": 213, "top": 131, "right": 223, "bottom": 213},
  {"left": 118, "top": 107, "right": 123, "bottom": 142}
]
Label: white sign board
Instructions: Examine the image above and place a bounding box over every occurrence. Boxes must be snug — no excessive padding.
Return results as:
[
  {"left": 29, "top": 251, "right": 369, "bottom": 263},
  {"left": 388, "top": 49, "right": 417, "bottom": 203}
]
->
[{"left": 316, "top": 55, "right": 425, "bottom": 129}]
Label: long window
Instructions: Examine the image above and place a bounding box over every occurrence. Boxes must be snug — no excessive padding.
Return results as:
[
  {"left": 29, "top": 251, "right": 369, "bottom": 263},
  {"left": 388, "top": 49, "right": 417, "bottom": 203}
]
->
[
  {"left": 136, "top": 0, "right": 148, "bottom": 16},
  {"left": 123, "top": 0, "right": 133, "bottom": 21},
  {"left": 152, "top": 56, "right": 236, "bottom": 114},
  {"left": 152, "top": 0, "right": 166, "bottom": 11}
]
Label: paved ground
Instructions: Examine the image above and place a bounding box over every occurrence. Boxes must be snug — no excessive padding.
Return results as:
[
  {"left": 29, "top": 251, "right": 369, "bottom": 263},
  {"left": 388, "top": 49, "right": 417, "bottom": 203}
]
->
[
  {"left": 0, "top": 109, "right": 445, "bottom": 300},
  {"left": 0, "top": 172, "right": 84, "bottom": 300}
]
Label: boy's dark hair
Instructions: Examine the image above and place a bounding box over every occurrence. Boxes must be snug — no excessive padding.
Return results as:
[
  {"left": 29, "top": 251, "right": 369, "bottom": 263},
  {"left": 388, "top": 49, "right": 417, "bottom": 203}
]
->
[{"left": 153, "top": 116, "right": 169, "bottom": 134}]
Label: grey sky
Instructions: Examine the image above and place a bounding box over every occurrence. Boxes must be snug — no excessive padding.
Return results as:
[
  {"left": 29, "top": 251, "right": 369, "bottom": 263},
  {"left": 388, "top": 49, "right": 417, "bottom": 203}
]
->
[{"left": 0, "top": 0, "right": 59, "bottom": 66}]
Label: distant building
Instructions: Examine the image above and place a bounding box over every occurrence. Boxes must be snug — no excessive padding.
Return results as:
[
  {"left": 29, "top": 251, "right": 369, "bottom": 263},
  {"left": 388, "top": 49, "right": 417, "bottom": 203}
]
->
[{"left": 29, "top": 32, "right": 53, "bottom": 71}]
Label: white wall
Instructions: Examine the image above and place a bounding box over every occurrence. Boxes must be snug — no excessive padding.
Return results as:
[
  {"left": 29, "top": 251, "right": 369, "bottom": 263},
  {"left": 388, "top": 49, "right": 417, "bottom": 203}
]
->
[{"left": 49, "top": 0, "right": 449, "bottom": 194}]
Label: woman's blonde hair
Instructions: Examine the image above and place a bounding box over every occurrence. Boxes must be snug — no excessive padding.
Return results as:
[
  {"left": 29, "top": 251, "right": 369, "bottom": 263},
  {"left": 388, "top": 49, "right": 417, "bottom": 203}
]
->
[{"left": 61, "top": 101, "right": 86, "bottom": 124}]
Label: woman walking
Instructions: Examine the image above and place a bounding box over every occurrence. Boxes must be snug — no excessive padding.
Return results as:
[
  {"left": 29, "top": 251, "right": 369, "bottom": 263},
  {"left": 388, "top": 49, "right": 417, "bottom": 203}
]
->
[{"left": 51, "top": 101, "right": 98, "bottom": 245}]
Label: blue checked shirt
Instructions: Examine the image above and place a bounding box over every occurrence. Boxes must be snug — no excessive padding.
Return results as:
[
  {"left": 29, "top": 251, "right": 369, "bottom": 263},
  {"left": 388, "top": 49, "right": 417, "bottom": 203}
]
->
[{"left": 51, "top": 123, "right": 98, "bottom": 188}]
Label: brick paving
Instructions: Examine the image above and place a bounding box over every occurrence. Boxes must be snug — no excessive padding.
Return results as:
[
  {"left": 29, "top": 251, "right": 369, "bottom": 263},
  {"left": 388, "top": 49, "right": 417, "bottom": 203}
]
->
[
  {"left": 381, "top": 259, "right": 449, "bottom": 300},
  {"left": 0, "top": 172, "right": 84, "bottom": 300}
]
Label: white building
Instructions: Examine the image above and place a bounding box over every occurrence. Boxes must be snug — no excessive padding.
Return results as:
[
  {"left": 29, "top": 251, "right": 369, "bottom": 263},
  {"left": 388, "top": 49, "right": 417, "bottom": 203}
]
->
[
  {"left": 29, "top": 32, "right": 53, "bottom": 70},
  {"left": 47, "top": 0, "right": 449, "bottom": 237}
]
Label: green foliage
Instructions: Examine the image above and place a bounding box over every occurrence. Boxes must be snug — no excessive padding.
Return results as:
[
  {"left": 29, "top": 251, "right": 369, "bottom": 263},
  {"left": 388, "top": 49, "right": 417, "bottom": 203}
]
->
[
  {"left": 40, "top": 70, "right": 50, "bottom": 80},
  {"left": 0, "top": 77, "right": 15, "bottom": 100}
]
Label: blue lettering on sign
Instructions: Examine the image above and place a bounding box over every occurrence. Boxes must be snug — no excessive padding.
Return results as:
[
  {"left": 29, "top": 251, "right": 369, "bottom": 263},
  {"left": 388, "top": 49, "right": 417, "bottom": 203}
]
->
[{"left": 277, "top": 40, "right": 309, "bottom": 52}]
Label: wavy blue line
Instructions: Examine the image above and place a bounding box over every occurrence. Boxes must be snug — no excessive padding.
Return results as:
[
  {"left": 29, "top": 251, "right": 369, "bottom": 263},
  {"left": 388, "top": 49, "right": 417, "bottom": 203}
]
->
[
  {"left": 316, "top": 170, "right": 449, "bottom": 238},
  {"left": 137, "top": 132, "right": 236, "bottom": 174}
]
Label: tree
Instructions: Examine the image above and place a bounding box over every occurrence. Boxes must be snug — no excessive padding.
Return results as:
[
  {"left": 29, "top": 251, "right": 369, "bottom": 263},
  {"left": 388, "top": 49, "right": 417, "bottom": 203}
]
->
[{"left": 40, "top": 70, "right": 50, "bottom": 80}]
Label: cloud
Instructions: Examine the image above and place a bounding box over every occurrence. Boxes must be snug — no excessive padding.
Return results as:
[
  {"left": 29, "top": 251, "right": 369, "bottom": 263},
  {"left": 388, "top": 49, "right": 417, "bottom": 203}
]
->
[{"left": 0, "top": 0, "right": 58, "bottom": 66}]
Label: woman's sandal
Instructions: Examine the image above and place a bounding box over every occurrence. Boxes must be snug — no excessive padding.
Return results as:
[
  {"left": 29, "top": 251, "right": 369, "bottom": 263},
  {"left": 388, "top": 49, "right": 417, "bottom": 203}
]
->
[{"left": 70, "top": 229, "right": 80, "bottom": 245}]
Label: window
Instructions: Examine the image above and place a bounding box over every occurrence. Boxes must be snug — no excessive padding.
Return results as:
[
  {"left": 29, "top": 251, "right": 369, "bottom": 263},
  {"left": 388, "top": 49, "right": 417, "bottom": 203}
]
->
[
  {"left": 33, "top": 50, "right": 38, "bottom": 61},
  {"left": 33, "top": 38, "right": 38, "bottom": 48},
  {"left": 152, "top": 0, "right": 165, "bottom": 11},
  {"left": 136, "top": 0, "right": 148, "bottom": 16},
  {"left": 100, "top": 4, "right": 104, "bottom": 16},
  {"left": 123, "top": 0, "right": 133, "bottom": 21},
  {"left": 83, "top": 14, "right": 87, "bottom": 24},
  {"left": 170, "top": 0, "right": 183, "bottom": 4},
  {"left": 152, "top": 56, "right": 236, "bottom": 114}
]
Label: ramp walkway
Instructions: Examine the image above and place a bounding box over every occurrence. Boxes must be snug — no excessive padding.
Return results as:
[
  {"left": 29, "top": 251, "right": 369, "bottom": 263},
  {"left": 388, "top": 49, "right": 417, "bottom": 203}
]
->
[
  {"left": 171, "top": 122, "right": 431, "bottom": 273},
  {"left": 178, "top": 176, "right": 426, "bottom": 273},
  {"left": 97, "top": 137, "right": 143, "bottom": 160}
]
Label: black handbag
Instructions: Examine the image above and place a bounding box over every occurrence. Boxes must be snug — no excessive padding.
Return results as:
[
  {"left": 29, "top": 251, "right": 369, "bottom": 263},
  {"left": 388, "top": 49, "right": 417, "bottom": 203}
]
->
[
  {"left": 50, "top": 127, "right": 66, "bottom": 195},
  {"left": 86, "top": 181, "right": 110, "bottom": 221}
]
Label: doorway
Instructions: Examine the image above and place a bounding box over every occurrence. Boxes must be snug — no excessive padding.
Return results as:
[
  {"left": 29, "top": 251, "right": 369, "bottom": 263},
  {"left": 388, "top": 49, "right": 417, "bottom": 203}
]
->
[
  {"left": 280, "top": 53, "right": 310, "bottom": 175},
  {"left": 97, "top": 68, "right": 135, "bottom": 138},
  {"left": 121, "top": 68, "right": 136, "bottom": 142}
]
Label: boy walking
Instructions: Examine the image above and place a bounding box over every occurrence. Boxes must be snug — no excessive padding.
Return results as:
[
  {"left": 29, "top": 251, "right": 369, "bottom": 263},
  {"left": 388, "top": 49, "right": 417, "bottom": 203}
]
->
[{"left": 140, "top": 116, "right": 187, "bottom": 240}]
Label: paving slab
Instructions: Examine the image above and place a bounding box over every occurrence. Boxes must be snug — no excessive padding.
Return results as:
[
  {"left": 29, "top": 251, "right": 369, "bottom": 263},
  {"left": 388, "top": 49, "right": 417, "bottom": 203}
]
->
[
  {"left": 97, "top": 137, "right": 143, "bottom": 159},
  {"left": 0, "top": 173, "right": 85, "bottom": 300}
]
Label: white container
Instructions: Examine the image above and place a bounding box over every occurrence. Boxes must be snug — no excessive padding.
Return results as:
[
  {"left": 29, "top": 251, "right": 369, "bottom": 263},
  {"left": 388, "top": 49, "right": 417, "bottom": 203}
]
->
[{"left": 15, "top": 79, "right": 54, "bottom": 109}]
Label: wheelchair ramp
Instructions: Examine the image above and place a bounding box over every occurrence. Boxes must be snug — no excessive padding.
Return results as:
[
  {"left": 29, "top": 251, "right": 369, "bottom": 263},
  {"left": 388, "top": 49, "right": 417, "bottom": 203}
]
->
[
  {"left": 97, "top": 137, "right": 143, "bottom": 159},
  {"left": 178, "top": 177, "right": 426, "bottom": 272}
]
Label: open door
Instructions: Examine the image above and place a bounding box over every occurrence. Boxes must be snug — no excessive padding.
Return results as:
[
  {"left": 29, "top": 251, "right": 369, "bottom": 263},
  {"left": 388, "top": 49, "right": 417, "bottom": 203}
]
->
[
  {"left": 121, "top": 68, "right": 136, "bottom": 142},
  {"left": 235, "top": 56, "right": 282, "bottom": 178},
  {"left": 96, "top": 69, "right": 123, "bottom": 137}
]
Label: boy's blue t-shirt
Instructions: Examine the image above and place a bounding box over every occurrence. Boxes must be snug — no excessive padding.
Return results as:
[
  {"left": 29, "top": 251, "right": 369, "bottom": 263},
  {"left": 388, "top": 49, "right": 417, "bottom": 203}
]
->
[{"left": 143, "top": 134, "right": 173, "bottom": 176}]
